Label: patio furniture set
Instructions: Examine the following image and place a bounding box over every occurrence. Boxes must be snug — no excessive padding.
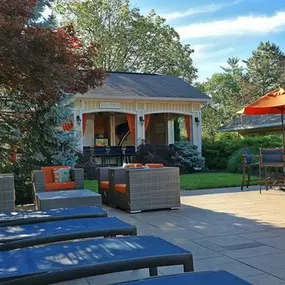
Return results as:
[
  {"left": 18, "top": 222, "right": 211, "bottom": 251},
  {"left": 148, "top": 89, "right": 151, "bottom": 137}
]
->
[
  {"left": 97, "top": 163, "right": 181, "bottom": 213},
  {"left": 0, "top": 204, "right": 252, "bottom": 284},
  {"left": 0, "top": 165, "right": 252, "bottom": 283}
]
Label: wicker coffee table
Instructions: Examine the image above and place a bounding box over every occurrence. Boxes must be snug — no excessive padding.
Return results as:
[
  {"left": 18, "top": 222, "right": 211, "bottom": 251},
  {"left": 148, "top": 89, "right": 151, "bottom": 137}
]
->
[{"left": 36, "top": 189, "right": 102, "bottom": 210}]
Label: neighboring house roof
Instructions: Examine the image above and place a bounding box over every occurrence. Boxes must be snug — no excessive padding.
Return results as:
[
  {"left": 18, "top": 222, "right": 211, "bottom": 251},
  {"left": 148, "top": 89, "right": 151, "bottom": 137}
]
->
[
  {"left": 80, "top": 72, "right": 209, "bottom": 101},
  {"left": 219, "top": 114, "right": 283, "bottom": 132}
]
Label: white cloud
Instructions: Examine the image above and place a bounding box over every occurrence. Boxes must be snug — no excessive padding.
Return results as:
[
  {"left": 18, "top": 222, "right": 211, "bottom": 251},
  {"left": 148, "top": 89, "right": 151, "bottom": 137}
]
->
[
  {"left": 162, "top": 1, "right": 242, "bottom": 21},
  {"left": 192, "top": 45, "right": 234, "bottom": 60},
  {"left": 190, "top": 44, "right": 237, "bottom": 81},
  {"left": 191, "top": 44, "right": 209, "bottom": 53},
  {"left": 176, "top": 11, "right": 285, "bottom": 40},
  {"left": 162, "top": 4, "right": 225, "bottom": 21}
]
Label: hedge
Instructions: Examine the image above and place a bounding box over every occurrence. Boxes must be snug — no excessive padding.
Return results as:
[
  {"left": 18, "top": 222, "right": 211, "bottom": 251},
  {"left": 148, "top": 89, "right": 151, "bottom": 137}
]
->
[{"left": 202, "top": 136, "right": 282, "bottom": 171}]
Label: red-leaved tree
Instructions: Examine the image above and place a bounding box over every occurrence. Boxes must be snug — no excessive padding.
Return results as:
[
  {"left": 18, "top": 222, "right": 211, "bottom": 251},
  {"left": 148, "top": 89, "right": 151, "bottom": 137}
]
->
[
  {"left": 0, "top": 0, "right": 106, "bottom": 203},
  {"left": 0, "top": 0, "right": 106, "bottom": 107}
]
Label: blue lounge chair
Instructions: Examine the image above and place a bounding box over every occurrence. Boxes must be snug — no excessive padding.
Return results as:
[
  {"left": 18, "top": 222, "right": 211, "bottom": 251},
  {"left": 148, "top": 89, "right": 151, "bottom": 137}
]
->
[
  {"left": 0, "top": 236, "right": 193, "bottom": 285},
  {"left": 0, "top": 217, "right": 137, "bottom": 250},
  {"left": 113, "top": 271, "right": 252, "bottom": 285},
  {"left": 0, "top": 206, "right": 107, "bottom": 226}
]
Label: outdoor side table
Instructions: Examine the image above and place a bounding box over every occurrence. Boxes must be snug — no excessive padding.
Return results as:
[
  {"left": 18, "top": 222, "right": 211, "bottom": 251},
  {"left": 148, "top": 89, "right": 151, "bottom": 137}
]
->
[{"left": 36, "top": 189, "right": 102, "bottom": 210}]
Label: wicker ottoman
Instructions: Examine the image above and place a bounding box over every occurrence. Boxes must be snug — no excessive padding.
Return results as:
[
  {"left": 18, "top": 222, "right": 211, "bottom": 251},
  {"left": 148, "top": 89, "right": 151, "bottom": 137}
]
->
[
  {"left": 0, "top": 174, "right": 15, "bottom": 213},
  {"left": 36, "top": 189, "right": 102, "bottom": 210}
]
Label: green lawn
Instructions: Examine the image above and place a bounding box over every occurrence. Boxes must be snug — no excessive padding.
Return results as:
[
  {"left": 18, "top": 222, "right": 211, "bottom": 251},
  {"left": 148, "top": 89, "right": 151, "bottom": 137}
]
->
[
  {"left": 180, "top": 172, "right": 259, "bottom": 190},
  {"left": 85, "top": 172, "right": 259, "bottom": 192},
  {"left": 84, "top": 180, "right": 98, "bottom": 192}
]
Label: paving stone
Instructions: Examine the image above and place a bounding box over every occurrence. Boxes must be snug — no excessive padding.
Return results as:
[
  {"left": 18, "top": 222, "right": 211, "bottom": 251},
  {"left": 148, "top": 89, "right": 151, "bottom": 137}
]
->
[
  {"left": 224, "top": 245, "right": 281, "bottom": 259},
  {"left": 55, "top": 278, "right": 89, "bottom": 285},
  {"left": 222, "top": 242, "right": 263, "bottom": 250},
  {"left": 61, "top": 187, "right": 285, "bottom": 284},
  {"left": 192, "top": 239, "right": 228, "bottom": 253},
  {"left": 239, "top": 231, "right": 279, "bottom": 240},
  {"left": 194, "top": 255, "right": 262, "bottom": 278},
  {"left": 243, "top": 273, "right": 285, "bottom": 285},
  {"left": 158, "top": 237, "right": 222, "bottom": 260},
  {"left": 203, "top": 235, "right": 254, "bottom": 247},
  {"left": 240, "top": 253, "right": 285, "bottom": 279},
  {"left": 253, "top": 236, "right": 285, "bottom": 251},
  {"left": 86, "top": 269, "right": 150, "bottom": 285}
]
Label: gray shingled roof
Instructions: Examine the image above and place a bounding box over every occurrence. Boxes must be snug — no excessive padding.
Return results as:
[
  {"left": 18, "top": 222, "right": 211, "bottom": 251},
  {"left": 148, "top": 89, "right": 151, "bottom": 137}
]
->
[
  {"left": 84, "top": 72, "right": 209, "bottom": 100},
  {"left": 219, "top": 114, "right": 283, "bottom": 132}
]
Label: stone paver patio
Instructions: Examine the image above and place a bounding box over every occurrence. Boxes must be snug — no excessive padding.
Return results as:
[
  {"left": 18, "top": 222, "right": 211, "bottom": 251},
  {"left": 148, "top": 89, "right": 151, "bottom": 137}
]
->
[{"left": 59, "top": 186, "right": 285, "bottom": 285}]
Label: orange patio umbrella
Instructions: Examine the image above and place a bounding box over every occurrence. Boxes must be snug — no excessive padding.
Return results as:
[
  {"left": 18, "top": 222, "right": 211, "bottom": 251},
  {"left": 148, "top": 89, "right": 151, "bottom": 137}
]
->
[{"left": 243, "top": 88, "right": 285, "bottom": 147}]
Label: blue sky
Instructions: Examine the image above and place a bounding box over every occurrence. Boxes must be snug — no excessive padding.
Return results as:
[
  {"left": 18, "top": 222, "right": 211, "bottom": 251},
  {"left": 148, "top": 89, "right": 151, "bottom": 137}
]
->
[{"left": 131, "top": 0, "right": 285, "bottom": 82}]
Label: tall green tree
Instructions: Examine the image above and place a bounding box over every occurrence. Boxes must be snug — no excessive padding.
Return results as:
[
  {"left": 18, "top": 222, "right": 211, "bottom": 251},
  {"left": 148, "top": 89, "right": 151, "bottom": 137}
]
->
[
  {"left": 243, "top": 41, "right": 285, "bottom": 99},
  {"left": 197, "top": 58, "right": 244, "bottom": 140},
  {"left": 55, "top": 0, "right": 197, "bottom": 83}
]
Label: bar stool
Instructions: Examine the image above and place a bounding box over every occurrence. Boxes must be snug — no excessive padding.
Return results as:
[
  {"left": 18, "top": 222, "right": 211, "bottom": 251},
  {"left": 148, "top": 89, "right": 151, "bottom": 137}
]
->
[
  {"left": 107, "top": 146, "right": 123, "bottom": 166},
  {"left": 125, "top": 146, "right": 136, "bottom": 163},
  {"left": 94, "top": 146, "right": 107, "bottom": 166},
  {"left": 241, "top": 148, "right": 259, "bottom": 191}
]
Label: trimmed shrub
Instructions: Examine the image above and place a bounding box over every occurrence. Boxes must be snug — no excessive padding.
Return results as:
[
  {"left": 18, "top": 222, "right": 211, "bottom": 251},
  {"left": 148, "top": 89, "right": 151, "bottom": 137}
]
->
[
  {"left": 172, "top": 141, "right": 205, "bottom": 174},
  {"left": 203, "top": 135, "right": 282, "bottom": 171},
  {"left": 135, "top": 141, "right": 205, "bottom": 174},
  {"left": 135, "top": 143, "right": 175, "bottom": 166},
  {"left": 226, "top": 137, "right": 282, "bottom": 173}
]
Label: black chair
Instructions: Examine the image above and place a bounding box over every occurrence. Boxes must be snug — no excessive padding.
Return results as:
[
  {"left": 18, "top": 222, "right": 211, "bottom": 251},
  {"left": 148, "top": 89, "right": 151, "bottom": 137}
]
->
[
  {"left": 241, "top": 148, "right": 259, "bottom": 191},
  {"left": 107, "top": 146, "right": 123, "bottom": 166},
  {"left": 93, "top": 146, "right": 107, "bottom": 166},
  {"left": 83, "top": 146, "right": 91, "bottom": 162},
  {"left": 125, "top": 146, "right": 136, "bottom": 163}
]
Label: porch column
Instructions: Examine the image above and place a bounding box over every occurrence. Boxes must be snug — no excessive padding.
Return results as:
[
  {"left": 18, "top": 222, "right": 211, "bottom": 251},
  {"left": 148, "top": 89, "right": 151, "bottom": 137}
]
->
[
  {"left": 192, "top": 112, "right": 201, "bottom": 153},
  {"left": 168, "top": 119, "right": 175, "bottom": 145},
  {"left": 78, "top": 111, "right": 83, "bottom": 152},
  {"left": 110, "top": 114, "right": 116, "bottom": 146},
  {"left": 135, "top": 111, "right": 145, "bottom": 147},
  {"left": 165, "top": 114, "right": 168, "bottom": 145},
  {"left": 197, "top": 111, "right": 202, "bottom": 153}
]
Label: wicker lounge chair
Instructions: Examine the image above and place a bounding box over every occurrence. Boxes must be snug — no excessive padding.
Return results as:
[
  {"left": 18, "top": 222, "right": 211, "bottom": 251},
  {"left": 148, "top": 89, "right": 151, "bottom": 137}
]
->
[
  {"left": 0, "top": 217, "right": 137, "bottom": 251},
  {"left": 0, "top": 236, "right": 193, "bottom": 285},
  {"left": 114, "top": 271, "right": 251, "bottom": 285},
  {"left": 109, "top": 167, "right": 181, "bottom": 213},
  {"left": 0, "top": 206, "right": 107, "bottom": 227},
  {"left": 0, "top": 174, "right": 15, "bottom": 213}
]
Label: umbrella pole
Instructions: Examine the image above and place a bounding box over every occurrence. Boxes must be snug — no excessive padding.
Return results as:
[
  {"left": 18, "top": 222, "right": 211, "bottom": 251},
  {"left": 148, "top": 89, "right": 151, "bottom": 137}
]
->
[
  {"left": 281, "top": 109, "right": 285, "bottom": 149},
  {"left": 282, "top": 112, "right": 285, "bottom": 188}
]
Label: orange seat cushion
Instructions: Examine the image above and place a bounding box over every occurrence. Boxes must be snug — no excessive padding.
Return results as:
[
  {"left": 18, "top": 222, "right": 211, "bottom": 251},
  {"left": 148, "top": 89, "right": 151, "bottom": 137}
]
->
[
  {"left": 45, "top": 182, "right": 76, "bottom": 191},
  {"left": 100, "top": 181, "right": 109, "bottom": 190},
  {"left": 114, "top": 184, "right": 127, "bottom": 194},
  {"left": 128, "top": 163, "right": 143, "bottom": 168},
  {"left": 145, "top": 163, "right": 164, "bottom": 168},
  {"left": 41, "top": 166, "right": 69, "bottom": 183}
]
